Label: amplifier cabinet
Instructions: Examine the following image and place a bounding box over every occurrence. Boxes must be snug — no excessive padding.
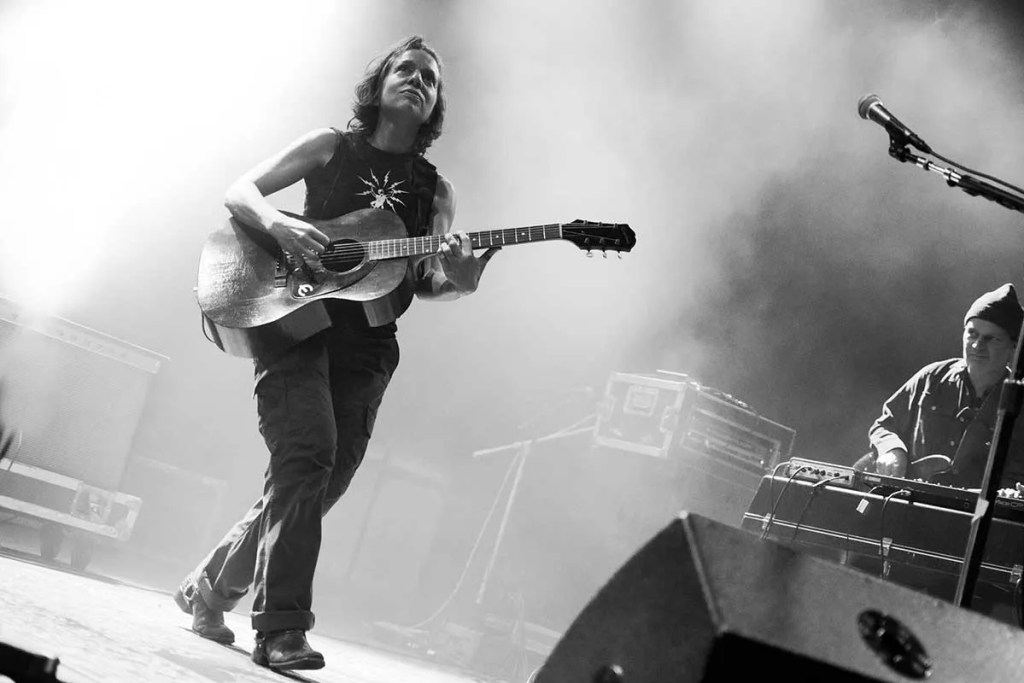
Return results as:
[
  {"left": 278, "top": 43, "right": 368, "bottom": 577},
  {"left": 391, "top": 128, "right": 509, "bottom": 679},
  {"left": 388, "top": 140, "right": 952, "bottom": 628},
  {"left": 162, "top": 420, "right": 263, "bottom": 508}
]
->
[
  {"left": 594, "top": 372, "right": 795, "bottom": 475},
  {"left": 594, "top": 373, "right": 686, "bottom": 459},
  {"left": 0, "top": 298, "right": 166, "bottom": 490}
]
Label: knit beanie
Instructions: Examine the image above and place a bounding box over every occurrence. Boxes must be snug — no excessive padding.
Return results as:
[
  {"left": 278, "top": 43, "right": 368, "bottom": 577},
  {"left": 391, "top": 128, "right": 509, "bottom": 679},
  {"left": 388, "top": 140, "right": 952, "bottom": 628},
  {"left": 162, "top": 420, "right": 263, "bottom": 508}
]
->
[{"left": 964, "top": 283, "right": 1024, "bottom": 339}]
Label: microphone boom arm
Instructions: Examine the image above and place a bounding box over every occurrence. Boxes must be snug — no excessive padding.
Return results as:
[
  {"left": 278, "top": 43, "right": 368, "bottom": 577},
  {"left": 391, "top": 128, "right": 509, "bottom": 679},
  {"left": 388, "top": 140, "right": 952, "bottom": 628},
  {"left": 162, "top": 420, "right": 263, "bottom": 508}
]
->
[{"left": 888, "top": 138, "right": 1024, "bottom": 216}]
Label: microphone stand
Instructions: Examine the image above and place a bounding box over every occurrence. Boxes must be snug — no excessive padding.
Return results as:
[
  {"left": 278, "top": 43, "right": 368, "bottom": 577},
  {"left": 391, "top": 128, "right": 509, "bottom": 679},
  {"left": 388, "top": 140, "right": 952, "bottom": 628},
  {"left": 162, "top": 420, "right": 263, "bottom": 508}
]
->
[
  {"left": 471, "top": 417, "right": 594, "bottom": 608},
  {"left": 949, "top": 327, "right": 1024, "bottom": 609},
  {"left": 887, "top": 137, "right": 1024, "bottom": 215},
  {"left": 887, "top": 133, "right": 1024, "bottom": 609}
]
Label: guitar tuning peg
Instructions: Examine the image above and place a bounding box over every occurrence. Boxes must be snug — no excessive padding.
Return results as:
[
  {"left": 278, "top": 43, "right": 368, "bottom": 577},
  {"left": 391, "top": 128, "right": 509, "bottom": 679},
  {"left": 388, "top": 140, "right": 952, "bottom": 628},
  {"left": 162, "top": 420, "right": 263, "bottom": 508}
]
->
[
  {"left": 617, "top": 252, "right": 622, "bottom": 259},
  {"left": 586, "top": 250, "right": 594, "bottom": 258},
  {"left": 602, "top": 250, "right": 608, "bottom": 258}
]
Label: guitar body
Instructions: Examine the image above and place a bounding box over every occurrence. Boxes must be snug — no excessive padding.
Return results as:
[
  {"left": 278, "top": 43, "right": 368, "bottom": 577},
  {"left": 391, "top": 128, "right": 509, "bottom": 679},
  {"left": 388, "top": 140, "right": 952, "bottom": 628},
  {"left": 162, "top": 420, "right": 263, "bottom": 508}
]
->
[
  {"left": 197, "top": 208, "right": 414, "bottom": 359},
  {"left": 195, "top": 209, "right": 636, "bottom": 359}
]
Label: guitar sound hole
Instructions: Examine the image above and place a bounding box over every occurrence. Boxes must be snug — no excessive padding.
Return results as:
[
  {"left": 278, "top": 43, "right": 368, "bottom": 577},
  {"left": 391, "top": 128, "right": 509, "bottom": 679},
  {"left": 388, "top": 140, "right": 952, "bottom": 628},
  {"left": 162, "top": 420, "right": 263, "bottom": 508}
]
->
[{"left": 322, "top": 239, "right": 365, "bottom": 273}]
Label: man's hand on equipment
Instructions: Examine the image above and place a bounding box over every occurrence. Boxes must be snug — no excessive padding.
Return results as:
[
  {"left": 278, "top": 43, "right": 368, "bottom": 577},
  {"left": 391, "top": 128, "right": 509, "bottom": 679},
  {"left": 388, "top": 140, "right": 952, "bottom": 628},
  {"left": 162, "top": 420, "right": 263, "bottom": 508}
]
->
[{"left": 875, "top": 448, "right": 908, "bottom": 478}]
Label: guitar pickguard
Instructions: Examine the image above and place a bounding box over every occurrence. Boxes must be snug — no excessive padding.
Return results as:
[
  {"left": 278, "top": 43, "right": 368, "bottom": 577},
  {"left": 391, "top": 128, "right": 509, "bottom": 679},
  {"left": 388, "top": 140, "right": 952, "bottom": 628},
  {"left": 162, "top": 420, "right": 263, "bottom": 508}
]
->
[{"left": 280, "top": 257, "right": 378, "bottom": 300}]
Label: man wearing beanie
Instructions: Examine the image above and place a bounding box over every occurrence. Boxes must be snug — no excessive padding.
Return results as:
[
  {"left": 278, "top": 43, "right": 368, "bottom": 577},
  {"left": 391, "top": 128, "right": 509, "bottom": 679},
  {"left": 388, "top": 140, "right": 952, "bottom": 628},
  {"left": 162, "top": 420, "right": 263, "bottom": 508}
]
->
[{"left": 862, "top": 283, "right": 1024, "bottom": 489}]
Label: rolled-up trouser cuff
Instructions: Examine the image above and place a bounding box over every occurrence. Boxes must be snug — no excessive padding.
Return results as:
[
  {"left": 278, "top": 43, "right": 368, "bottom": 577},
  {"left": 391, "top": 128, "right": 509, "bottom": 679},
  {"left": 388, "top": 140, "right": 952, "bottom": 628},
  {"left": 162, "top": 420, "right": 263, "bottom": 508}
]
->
[
  {"left": 196, "top": 571, "right": 241, "bottom": 612},
  {"left": 252, "top": 609, "right": 315, "bottom": 633}
]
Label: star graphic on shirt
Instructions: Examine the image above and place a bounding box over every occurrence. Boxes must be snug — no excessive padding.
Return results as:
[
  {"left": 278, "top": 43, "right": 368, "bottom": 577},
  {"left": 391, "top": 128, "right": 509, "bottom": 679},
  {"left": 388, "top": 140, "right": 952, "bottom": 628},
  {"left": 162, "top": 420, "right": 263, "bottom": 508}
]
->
[{"left": 356, "top": 170, "right": 408, "bottom": 212}]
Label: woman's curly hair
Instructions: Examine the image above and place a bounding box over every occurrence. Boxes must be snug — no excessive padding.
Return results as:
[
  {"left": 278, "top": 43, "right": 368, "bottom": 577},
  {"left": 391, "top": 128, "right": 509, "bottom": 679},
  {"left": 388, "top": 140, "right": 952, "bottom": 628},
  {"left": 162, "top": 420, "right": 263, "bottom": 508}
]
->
[{"left": 349, "top": 36, "right": 445, "bottom": 156}]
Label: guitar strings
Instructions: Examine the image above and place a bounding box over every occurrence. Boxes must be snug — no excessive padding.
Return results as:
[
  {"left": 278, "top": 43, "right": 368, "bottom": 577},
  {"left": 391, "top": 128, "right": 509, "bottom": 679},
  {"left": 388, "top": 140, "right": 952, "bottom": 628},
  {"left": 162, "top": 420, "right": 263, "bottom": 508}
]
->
[{"left": 298, "top": 225, "right": 612, "bottom": 262}]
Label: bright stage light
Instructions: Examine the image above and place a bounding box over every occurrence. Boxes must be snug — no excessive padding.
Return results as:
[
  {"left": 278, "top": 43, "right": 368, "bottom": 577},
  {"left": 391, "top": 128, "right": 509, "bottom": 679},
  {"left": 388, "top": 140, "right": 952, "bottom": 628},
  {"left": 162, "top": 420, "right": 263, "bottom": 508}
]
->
[{"left": 0, "top": 0, "right": 371, "bottom": 316}]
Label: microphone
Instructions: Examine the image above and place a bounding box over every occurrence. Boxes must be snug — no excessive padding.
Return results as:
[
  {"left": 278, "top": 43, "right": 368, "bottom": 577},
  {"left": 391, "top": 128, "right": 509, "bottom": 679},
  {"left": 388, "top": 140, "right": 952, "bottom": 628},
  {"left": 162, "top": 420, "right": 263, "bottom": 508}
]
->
[{"left": 857, "top": 94, "right": 932, "bottom": 154}]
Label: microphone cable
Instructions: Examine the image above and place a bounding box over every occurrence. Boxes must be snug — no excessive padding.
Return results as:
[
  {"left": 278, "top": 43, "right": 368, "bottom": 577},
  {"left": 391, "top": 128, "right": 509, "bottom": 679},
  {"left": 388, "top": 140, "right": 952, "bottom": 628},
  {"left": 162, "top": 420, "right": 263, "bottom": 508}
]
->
[
  {"left": 1013, "top": 575, "right": 1023, "bottom": 629},
  {"left": 927, "top": 148, "right": 1024, "bottom": 197},
  {"left": 761, "top": 463, "right": 811, "bottom": 542},
  {"left": 790, "top": 474, "right": 849, "bottom": 544},
  {"left": 878, "top": 487, "right": 912, "bottom": 577},
  {"left": 758, "top": 460, "right": 790, "bottom": 541}
]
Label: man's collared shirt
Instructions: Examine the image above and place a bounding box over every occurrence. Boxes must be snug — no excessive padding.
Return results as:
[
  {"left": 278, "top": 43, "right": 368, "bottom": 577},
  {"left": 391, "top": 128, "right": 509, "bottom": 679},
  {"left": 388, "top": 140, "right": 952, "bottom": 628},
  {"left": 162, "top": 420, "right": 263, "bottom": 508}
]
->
[{"left": 869, "top": 358, "right": 1024, "bottom": 488}]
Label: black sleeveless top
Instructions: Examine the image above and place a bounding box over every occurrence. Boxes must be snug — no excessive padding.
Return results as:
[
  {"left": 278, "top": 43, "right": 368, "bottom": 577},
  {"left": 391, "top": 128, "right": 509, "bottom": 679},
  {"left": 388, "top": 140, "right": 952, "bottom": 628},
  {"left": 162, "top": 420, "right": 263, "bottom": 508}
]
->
[{"left": 303, "top": 129, "right": 438, "bottom": 333}]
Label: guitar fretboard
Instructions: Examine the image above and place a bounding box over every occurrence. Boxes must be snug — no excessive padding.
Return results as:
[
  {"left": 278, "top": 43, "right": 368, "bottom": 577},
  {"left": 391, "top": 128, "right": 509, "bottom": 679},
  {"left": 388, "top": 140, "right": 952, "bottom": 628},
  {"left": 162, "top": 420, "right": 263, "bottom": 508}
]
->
[{"left": 366, "top": 224, "right": 564, "bottom": 260}]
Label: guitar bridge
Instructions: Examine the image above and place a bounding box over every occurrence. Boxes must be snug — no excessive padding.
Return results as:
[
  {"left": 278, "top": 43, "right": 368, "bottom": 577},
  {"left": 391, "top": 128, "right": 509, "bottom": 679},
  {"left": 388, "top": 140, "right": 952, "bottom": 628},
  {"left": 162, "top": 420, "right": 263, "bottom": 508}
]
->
[{"left": 274, "top": 254, "right": 294, "bottom": 288}]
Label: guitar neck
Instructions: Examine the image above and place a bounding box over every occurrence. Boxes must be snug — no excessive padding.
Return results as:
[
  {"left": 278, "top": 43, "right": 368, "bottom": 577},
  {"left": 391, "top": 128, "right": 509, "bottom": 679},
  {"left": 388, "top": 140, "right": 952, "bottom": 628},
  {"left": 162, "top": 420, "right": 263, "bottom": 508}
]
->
[{"left": 365, "top": 224, "right": 564, "bottom": 260}]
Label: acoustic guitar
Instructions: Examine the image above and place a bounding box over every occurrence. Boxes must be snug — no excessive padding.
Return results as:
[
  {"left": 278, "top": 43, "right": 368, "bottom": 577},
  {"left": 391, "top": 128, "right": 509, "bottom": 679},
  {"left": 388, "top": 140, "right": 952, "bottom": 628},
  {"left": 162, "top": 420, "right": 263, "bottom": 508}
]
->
[{"left": 196, "top": 208, "right": 635, "bottom": 358}]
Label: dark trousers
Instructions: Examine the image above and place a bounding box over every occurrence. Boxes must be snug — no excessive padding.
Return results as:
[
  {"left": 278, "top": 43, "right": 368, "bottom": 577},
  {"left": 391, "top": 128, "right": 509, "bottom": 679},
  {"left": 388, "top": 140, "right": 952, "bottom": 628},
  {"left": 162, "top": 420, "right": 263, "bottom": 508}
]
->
[{"left": 192, "top": 327, "right": 399, "bottom": 632}]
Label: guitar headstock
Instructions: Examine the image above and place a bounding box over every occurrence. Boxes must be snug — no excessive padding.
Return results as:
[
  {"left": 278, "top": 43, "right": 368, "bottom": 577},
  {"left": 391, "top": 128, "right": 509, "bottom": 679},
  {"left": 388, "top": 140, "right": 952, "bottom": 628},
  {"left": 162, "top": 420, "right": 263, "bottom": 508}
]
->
[{"left": 562, "top": 219, "right": 636, "bottom": 254}]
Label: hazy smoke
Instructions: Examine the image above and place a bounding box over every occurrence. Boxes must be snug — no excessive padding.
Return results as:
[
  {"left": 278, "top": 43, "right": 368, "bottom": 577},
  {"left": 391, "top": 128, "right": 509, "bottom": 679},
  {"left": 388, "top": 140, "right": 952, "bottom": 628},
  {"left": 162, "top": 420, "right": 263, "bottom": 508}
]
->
[{"left": 2, "top": 0, "right": 1023, "bottom": 648}]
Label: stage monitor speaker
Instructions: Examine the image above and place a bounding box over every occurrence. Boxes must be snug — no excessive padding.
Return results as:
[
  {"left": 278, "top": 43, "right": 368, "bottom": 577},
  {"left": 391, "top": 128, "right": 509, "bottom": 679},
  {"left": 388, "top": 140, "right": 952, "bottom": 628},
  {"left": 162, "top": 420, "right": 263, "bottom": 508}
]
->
[
  {"left": 0, "top": 299, "right": 165, "bottom": 490},
  {"left": 535, "top": 512, "right": 1024, "bottom": 682}
]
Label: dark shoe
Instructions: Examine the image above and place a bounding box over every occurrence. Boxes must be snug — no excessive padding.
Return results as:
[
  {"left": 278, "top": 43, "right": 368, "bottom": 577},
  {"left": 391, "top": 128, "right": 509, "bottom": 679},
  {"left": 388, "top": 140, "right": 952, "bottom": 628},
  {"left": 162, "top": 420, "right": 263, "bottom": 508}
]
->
[
  {"left": 252, "top": 630, "right": 325, "bottom": 670},
  {"left": 174, "top": 576, "right": 235, "bottom": 645}
]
